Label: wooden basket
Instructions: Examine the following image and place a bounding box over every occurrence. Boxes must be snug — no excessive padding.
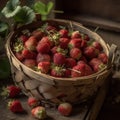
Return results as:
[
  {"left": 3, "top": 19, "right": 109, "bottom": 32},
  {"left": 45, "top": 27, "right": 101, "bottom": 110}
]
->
[{"left": 5, "top": 19, "right": 116, "bottom": 106}]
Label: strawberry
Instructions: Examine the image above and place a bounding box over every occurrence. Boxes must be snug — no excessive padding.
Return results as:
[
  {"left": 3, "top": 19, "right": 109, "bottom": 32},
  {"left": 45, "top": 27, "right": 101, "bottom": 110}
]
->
[
  {"left": 36, "top": 53, "right": 51, "bottom": 63},
  {"left": 68, "top": 38, "right": 82, "bottom": 49},
  {"left": 71, "top": 63, "right": 93, "bottom": 77},
  {"left": 36, "top": 42, "right": 50, "bottom": 54},
  {"left": 81, "top": 34, "right": 90, "bottom": 41},
  {"left": 59, "top": 38, "right": 70, "bottom": 49},
  {"left": 51, "top": 46, "right": 58, "bottom": 54},
  {"left": 70, "top": 48, "right": 82, "bottom": 60},
  {"left": 46, "top": 25, "right": 57, "bottom": 31},
  {"left": 38, "top": 61, "right": 51, "bottom": 74},
  {"left": 32, "top": 30, "right": 44, "bottom": 40},
  {"left": 1, "top": 85, "right": 21, "bottom": 98},
  {"left": 53, "top": 53, "right": 66, "bottom": 65},
  {"left": 65, "top": 58, "right": 77, "bottom": 68},
  {"left": 71, "top": 31, "right": 81, "bottom": 39},
  {"left": 58, "top": 102, "right": 72, "bottom": 116},
  {"left": 25, "top": 36, "right": 38, "bottom": 51},
  {"left": 31, "top": 106, "right": 46, "bottom": 119},
  {"left": 89, "top": 58, "right": 106, "bottom": 72},
  {"left": 98, "top": 53, "right": 108, "bottom": 64},
  {"left": 23, "top": 59, "right": 36, "bottom": 68},
  {"left": 14, "top": 52, "right": 24, "bottom": 61},
  {"left": 59, "top": 29, "right": 69, "bottom": 38},
  {"left": 80, "top": 40, "right": 87, "bottom": 48},
  {"left": 8, "top": 100, "right": 24, "bottom": 113},
  {"left": 28, "top": 97, "right": 40, "bottom": 108},
  {"left": 50, "top": 66, "right": 66, "bottom": 77},
  {"left": 22, "top": 49, "right": 37, "bottom": 59},
  {"left": 92, "top": 41, "right": 103, "bottom": 51},
  {"left": 80, "top": 56, "right": 88, "bottom": 63},
  {"left": 83, "top": 46, "right": 99, "bottom": 59},
  {"left": 64, "top": 69, "right": 71, "bottom": 77},
  {"left": 19, "top": 35, "right": 28, "bottom": 43}
]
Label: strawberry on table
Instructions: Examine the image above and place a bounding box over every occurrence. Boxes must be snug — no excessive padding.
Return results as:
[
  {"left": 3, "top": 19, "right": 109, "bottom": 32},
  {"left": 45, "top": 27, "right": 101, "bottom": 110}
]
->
[
  {"left": 1, "top": 85, "right": 21, "bottom": 98},
  {"left": 27, "top": 97, "right": 40, "bottom": 108},
  {"left": 31, "top": 106, "right": 46, "bottom": 119},
  {"left": 58, "top": 102, "right": 72, "bottom": 116},
  {"left": 8, "top": 100, "right": 24, "bottom": 113}
]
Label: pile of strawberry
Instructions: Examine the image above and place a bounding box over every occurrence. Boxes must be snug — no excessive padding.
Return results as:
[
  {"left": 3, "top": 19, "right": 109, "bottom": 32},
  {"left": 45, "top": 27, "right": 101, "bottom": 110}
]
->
[
  {"left": 1, "top": 85, "right": 73, "bottom": 119},
  {"left": 13, "top": 23, "right": 108, "bottom": 78}
]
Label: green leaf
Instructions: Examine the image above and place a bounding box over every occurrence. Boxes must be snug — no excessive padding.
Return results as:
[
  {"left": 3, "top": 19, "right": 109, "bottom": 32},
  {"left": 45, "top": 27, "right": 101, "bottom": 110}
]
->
[
  {"left": 0, "top": 57, "right": 11, "bottom": 79},
  {"left": 14, "top": 6, "right": 35, "bottom": 24},
  {"left": 34, "top": 1, "right": 48, "bottom": 15},
  {"left": 1, "top": 0, "right": 22, "bottom": 18},
  {"left": 46, "top": 1, "right": 54, "bottom": 13},
  {"left": 0, "top": 22, "right": 8, "bottom": 33}
]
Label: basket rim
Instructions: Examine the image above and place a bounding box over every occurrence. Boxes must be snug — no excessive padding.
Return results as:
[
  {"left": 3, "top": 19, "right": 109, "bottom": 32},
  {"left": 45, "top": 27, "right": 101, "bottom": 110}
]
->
[{"left": 6, "top": 18, "right": 112, "bottom": 82}]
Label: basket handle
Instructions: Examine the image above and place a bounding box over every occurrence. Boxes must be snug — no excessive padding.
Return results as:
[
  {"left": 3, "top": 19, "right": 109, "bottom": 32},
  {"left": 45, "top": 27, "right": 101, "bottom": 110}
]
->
[{"left": 107, "top": 44, "right": 117, "bottom": 69}]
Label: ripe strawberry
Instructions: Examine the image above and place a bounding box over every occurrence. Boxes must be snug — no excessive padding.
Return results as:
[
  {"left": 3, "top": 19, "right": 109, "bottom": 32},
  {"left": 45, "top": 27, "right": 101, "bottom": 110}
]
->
[
  {"left": 19, "top": 35, "right": 28, "bottom": 43},
  {"left": 83, "top": 46, "right": 99, "bottom": 59},
  {"left": 32, "top": 30, "right": 44, "bottom": 40},
  {"left": 38, "top": 61, "right": 51, "bottom": 74},
  {"left": 50, "top": 66, "right": 65, "bottom": 77},
  {"left": 71, "top": 63, "right": 93, "bottom": 77},
  {"left": 70, "top": 48, "right": 82, "bottom": 60},
  {"left": 31, "top": 106, "right": 46, "bottom": 119},
  {"left": 64, "top": 69, "right": 71, "bottom": 77},
  {"left": 89, "top": 58, "right": 106, "bottom": 72},
  {"left": 71, "top": 31, "right": 81, "bottom": 39},
  {"left": 53, "top": 53, "right": 66, "bottom": 65},
  {"left": 46, "top": 25, "right": 57, "bottom": 31},
  {"left": 81, "top": 40, "right": 87, "bottom": 48},
  {"left": 92, "top": 41, "right": 103, "bottom": 51},
  {"left": 36, "top": 53, "right": 51, "bottom": 63},
  {"left": 80, "top": 56, "right": 88, "bottom": 63},
  {"left": 22, "top": 49, "right": 37, "bottom": 59},
  {"left": 65, "top": 58, "right": 77, "bottom": 68},
  {"left": 98, "top": 53, "right": 108, "bottom": 64},
  {"left": 1, "top": 85, "right": 21, "bottom": 98},
  {"left": 58, "top": 102, "right": 72, "bottom": 116},
  {"left": 59, "top": 29, "right": 69, "bottom": 38},
  {"left": 51, "top": 46, "right": 58, "bottom": 54},
  {"left": 36, "top": 42, "right": 50, "bottom": 54},
  {"left": 68, "top": 38, "right": 82, "bottom": 49},
  {"left": 8, "top": 100, "right": 24, "bottom": 113},
  {"left": 15, "top": 52, "right": 24, "bottom": 61},
  {"left": 23, "top": 59, "right": 36, "bottom": 68},
  {"left": 59, "top": 38, "right": 70, "bottom": 49},
  {"left": 28, "top": 97, "right": 40, "bottom": 108},
  {"left": 25, "top": 36, "right": 38, "bottom": 51}
]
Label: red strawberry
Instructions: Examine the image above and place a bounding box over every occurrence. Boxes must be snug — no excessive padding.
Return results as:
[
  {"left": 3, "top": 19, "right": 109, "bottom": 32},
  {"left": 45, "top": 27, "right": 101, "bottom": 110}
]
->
[
  {"left": 38, "top": 61, "right": 51, "bottom": 74},
  {"left": 98, "top": 53, "right": 108, "bottom": 64},
  {"left": 25, "top": 36, "right": 38, "bottom": 51},
  {"left": 31, "top": 106, "right": 46, "bottom": 119},
  {"left": 50, "top": 66, "right": 65, "bottom": 77},
  {"left": 71, "top": 63, "right": 93, "bottom": 77},
  {"left": 82, "top": 34, "right": 90, "bottom": 41},
  {"left": 53, "top": 53, "right": 66, "bottom": 65},
  {"left": 23, "top": 59, "right": 36, "bottom": 68},
  {"left": 59, "top": 29, "right": 69, "bottom": 38},
  {"left": 1, "top": 85, "right": 21, "bottom": 98},
  {"left": 89, "top": 58, "right": 106, "bottom": 72},
  {"left": 83, "top": 46, "right": 99, "bottom": 59},
  {"left": 80, "top": 56, "right": 88, "bottom": 63},
  {"left": 68, "top": 38, "right": 82, "bottom": 49},
  {"left": 51, "top": 46, "right": 58, "bottom": 54},
  {"left": 70, "top": 48, "right": 82, "bottom": 60},
  {"left": 65, "top": 58, "right": 77, "bottom": 68},
  {"left": 8, "top": 100, "right": 24, "bottom": 113},
  {"left": 22, "top": 49, "right": 37, "bottom": 59},
  {"left": 39, "top": 36, "right": 53, "bottom": 47},
  {"left": 71, "top": 31, "right": 81, "bottom": 39},
  {"left": 36, "top": 42, "right": 50, "bottom": 54},
  {"left": 46, "top": 25, "right": 57, "bottom": 31},
  {"left": 15, "top": 52, "right": 24, "bottom": 61},
  {"left": 58, "top": 102, "right": 72, "bottom": 116},
  {"left": 80, "top": 40, "right": 87, "bottom": 48},
  {"left": 77, "top": 60, "right": 86, "bottom": 65},
  {"left": 92, "top": 41, "right": 103, "bottom": 51},
  {"left": 59, "top": 38, "right": 70, "bottom": 49},
  {"left": 64, "top": 69, "right": 71, "bottom": 77},
  {"left": 32, "top": 30, "right": 44, "bottom": 40},
  {"left": 19, "top": 35, "right": 28, "bottom": 43},
  {"left": 36, "top": 53, "right": 51, "bottom": 63},
  {"left": 28, "top": 97, "right": 40, "bottom": 108}
]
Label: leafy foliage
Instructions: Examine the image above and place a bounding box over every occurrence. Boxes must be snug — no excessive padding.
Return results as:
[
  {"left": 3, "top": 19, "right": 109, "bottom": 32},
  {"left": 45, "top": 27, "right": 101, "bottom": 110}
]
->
[{"left": 34, "top": 1, "right": 54, "bottom": 20}]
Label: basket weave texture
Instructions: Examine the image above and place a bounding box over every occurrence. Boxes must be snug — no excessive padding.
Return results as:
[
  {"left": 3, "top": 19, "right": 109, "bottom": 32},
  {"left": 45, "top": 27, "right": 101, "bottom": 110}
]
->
[{"left": 6, "top": 19, "right": 113, "bottom": 106}]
